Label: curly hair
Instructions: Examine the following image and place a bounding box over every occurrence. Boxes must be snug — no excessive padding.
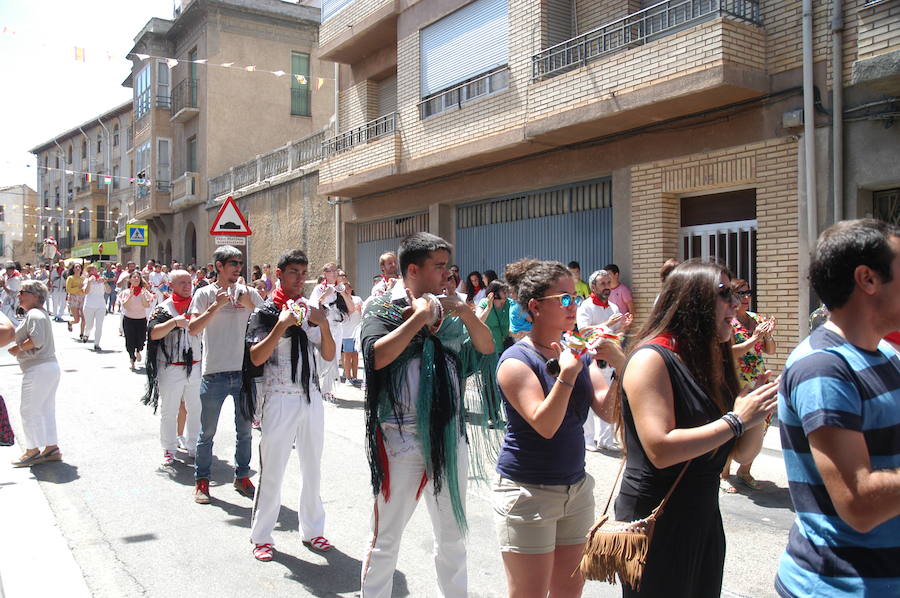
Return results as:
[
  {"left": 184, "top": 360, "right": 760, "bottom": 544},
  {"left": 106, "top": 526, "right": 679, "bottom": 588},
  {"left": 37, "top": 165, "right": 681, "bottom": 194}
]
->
[{"left": 505, "top": 259, "right": 572, "bottom": 315}]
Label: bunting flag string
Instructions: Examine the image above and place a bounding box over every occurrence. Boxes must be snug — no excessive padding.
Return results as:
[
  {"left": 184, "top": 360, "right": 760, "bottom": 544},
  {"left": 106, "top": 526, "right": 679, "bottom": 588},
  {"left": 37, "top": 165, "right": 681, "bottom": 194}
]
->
[{"left": 5, "top": 160, "right": 152, "bottom": 187}]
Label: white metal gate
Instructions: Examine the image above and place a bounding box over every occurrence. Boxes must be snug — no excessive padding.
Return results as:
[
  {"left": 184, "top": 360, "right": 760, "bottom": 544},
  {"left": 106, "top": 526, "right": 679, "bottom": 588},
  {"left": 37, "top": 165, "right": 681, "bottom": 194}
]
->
[{"left": 679, "top": 219, "right": 757, "bottom": 288}]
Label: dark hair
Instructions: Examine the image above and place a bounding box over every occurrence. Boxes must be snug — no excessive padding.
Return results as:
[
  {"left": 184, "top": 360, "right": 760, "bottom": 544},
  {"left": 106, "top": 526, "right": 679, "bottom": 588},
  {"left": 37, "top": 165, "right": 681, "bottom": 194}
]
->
[
  {"left": 483, "top": 269, "right": 498, "bottom": 285},
  {"left": 486, "top": 279, "right": 508, "bottom": 297},
  {"left": 276, "top": 249, "right": 309, "bottom": 272},
  {"left": 464, "top": 271, "right": 483, "bottom": 302},
  {"left": 659, "top": 258, "right": 680, "bottom": 283},
  {"left": 730, "top": 278, "right": 749, "bottom": 291},
  {"left": 505, "top": 259, "right": 571, "bottom": 316},
  {"left": 397, "top": 232, "right": 452, "bottom": 277},
  {"left": 809, "top": 218, "right": 899, "bottom": 310},
  {"left": 212, "top": 245, "right": 242, "bottom": 269},
  {"left": 567, "top": 261, "right": 580, "bottom": 270},
  {"left": 604, "top": 263, "right": 620, "bottom": 275},
  {"left": 624, "top": 259, "right": 739, "bottom": 415}
]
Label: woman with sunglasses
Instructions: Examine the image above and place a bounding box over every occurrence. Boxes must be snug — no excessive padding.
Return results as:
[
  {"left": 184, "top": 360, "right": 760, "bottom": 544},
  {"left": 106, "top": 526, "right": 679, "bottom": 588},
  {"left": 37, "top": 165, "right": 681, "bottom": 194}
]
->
[
  {"left": 494, "top": 259, "right": 624, "bottom": 598},
  {"left": 614, "top": 260, "right": 778, "bottom": 597},
  {"left": 720, "top": 278, "right": 776, "bottom": 493}
]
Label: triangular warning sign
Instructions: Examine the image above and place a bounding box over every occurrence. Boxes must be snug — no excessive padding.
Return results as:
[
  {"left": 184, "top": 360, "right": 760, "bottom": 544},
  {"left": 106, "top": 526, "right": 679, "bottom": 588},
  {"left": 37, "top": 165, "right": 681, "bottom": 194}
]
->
[{"left": 210, "top": 196, "right": 252, "bottom": 236}]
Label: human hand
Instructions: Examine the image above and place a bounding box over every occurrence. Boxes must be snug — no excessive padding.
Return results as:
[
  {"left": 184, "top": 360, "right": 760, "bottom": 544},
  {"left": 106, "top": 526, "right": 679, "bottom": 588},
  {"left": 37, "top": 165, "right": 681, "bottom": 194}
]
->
[
  {"left": 552, "top": 341, "right": 584, "bottom": 380},
  {"left": 438, "top": 293, "right": 466, "bottom": 317},
  {"left": 622, "top": 313, "right": 634, "bottom": 330},
  {"left": 214, "top": 287, "right": 230, "bottom": 308},
  {"left": 732, "top": 371, "right": 778, "bottom": 428},
  {"left": 605, "top": 313, "right": 623, "bottom": 328},
  {"left": 173, "top": 314, "right": 190, "bottom": 329},
  {"left": 277, "top": 307, "right": 297, "bottom": 328},
  {"left": 307, "top": 306, "right": 328, "bottom": 327},
  {"left": 591, "top": 337, "right": 625, "bottom": 370},
  {"left": 8, "top": 345, "right": 20, "bottom": 357}
]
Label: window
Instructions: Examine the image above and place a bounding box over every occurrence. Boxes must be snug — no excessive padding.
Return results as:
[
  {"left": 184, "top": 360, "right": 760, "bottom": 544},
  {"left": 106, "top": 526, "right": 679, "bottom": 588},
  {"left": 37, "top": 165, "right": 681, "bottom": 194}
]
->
[
  {"left": 113, "top": 166, "right": 120, "bottom": 189},
  {"left": 322, "top": 0, "right": 354, "bottom": 21},
  {"left": 43, "top": 155, "right": 48, "bottom": 170},
  {"left": 0, "top": 234, "right": 4, "bottom": 254},
  {"left": 157, "top": 61, "right": 170, "bottom": 108},
  {"left": 291, "top": 52, "right": 311, "bottom": 117},
  {"left": 419, "top": 0, "right": 508, "bottom": 97},
  {"left": 54, "top": 186, "right": 60, "bottom": 206},
  {"left": 874, "top": 189, "right": 899, "bottom": 226},
  {"left": 55, "top": 155, "right": 59, "bottom": 169},
  {"left": 81, "top": 140, "right": 87, "bottom": 160},
  {"left": 96, "top": 205, "right": 106, "bottom": 240},
  {"left": 113, "top": 124, "right": 119, "bottom": 147},
  {"left": 97, "top": 135, "right": 102, "bottom": 155},
  {"left": 134, "top": 65, "right": 151, "bottom": 120},
  {"left": 420, "top": 67, "right": 508, "bottom": 118},
  {"left": 43, "top": 191, "right": 49, "bottom": 207},
  {"left": 135, "top": 140, "right": 151, "bottom": 179},
  {"left": 67, "top": 144, "right": 72, "bottom": 164},
  {"left": 0, "top": 205, "right": 4, "bottom": 221},
  {"left": 187, "top": 137, "right": 197, "bottom": 173},
  {"left": 157, "top": 138, "right": 171, "bottom": 186},
  {"left": 78, "top": 207, "right": 90, "bottom": 240}
]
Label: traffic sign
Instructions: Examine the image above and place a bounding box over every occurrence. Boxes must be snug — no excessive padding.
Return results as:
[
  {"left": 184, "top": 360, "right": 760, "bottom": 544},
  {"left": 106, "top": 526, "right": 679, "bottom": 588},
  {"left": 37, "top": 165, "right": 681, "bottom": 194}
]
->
[
  {"left": 214, "top": 235, "right": 247, "bottom": 246},
  {"left": 209, "top": 196, "right": 251, "bottom": 236},
  {"left": 126, "top": 224, "right": 149, "bottom": 246}
]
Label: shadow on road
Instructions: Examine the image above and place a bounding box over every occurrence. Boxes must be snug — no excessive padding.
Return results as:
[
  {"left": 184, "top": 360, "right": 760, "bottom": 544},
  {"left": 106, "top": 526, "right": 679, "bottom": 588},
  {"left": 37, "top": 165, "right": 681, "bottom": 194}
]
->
[
  {"left": 332, "top": 396, "right": 363, "bottom": 410},
  {"left": 274, "top": 546, "right": 409, "bottom": 597},
  {"left": 736, "top": 481, "right": 795, "bottom": 512},
  {"left": 32, "top": 461, "right": 79, "bottom": 484}
]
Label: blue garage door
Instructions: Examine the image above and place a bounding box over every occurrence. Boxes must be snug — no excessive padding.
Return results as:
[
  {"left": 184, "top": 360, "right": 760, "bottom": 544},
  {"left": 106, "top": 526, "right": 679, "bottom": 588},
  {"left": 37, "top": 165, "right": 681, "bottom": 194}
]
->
[
  {"left": 455, "top": 178, "right": 613, "bottom": 279},
  {"left": 355, "top": 212, "right": 429, "bottom": 293}
]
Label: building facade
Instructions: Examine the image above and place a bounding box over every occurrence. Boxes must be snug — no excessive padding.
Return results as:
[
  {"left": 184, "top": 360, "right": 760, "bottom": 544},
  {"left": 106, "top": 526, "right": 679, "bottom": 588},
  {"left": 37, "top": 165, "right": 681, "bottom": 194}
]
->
[
  {"left": 124, "top": 0, "right": 334, "bottom": 267},
  {"left": 29, "top": 102, "right": 132, "bottom": 264},
  {"left": 317, "top": 0, "right": 900, "bottom": 369},
  {"left": 0, "top": 185, "right": 39, "bottom": 266}
]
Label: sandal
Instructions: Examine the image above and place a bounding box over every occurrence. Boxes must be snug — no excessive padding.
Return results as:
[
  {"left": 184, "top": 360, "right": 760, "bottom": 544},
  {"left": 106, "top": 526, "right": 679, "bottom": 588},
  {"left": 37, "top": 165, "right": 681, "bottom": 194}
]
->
[
  {"left": 253, "top": 543, "right": 274, "bottom": 562},
  {"left": 303, "top": 536, "right": 334, "bottom": 553},
  {"left": 737, "top": 472, "right": 762, "bottom": 490},
  {"left": 720, "top": 477, "right": 738, "bottom": 494},
  {"left": 12, "top": 452, "right": 43, "bottom": 468}
]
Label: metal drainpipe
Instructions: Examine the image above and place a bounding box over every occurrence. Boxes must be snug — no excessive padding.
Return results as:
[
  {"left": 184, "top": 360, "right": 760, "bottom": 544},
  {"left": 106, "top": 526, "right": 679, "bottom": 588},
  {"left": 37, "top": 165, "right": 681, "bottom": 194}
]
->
[
  {"left": 53, "top": 140, "right": 67, "bottom": 250},
  {"left": 334, "top": 62, "right": 341, "bottom": 266},
  {"left": 97, "top": 116, "right": 112, "bottom": 249},
  {"left": 802, "top": 0, "right": 818, "bottom": 245},
  {"left": 832, "top": 0, "right": 844, "bottom": 223}
]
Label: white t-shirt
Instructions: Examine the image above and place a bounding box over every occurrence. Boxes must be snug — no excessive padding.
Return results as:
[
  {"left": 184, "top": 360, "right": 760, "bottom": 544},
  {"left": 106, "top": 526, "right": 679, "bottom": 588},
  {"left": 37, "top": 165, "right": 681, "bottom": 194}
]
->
[
  {"left": 83, "top": 276, "right": 108, "bottom": 310},
  {"left": 249, "top": 320, "right": 322, "bottom": 397},
  {"left": 189, "top": 282, "right": 263, "bottom": 375},
  {"left": 576, "top": 299, "right": 620, "bottom": 330},
  {"left": 343, "top": 295, "right": 364, "bottom": 340},
  {"left": 148, "top": 271, "right": 167, "bottom": 290}
]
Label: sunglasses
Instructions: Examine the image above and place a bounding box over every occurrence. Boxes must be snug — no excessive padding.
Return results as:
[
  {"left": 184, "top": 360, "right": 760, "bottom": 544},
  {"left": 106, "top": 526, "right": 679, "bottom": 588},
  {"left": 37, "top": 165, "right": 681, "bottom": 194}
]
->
[
  {"left": 736, "top": 290, "right": 753, "bottom": 297},
  {"left": 536, "top": 293, "right": 583, "bottom": 308},
  {"left": 717, "top": 283, "right": 739, "bottom": 302},
  {"left": 226, "top": 260, "right": 244, "bottom": 267}
]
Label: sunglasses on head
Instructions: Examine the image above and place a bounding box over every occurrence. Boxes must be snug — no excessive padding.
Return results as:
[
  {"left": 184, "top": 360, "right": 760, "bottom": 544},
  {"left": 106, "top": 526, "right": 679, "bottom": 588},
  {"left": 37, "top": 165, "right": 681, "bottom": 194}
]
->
[{"left": 536, "top": 293, "right": 583, "bottom": 308}]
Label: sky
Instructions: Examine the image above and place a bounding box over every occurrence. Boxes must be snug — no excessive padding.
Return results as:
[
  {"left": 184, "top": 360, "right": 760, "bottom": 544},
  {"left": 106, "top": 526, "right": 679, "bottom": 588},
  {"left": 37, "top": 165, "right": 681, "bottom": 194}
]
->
[{"left": 0, "top": 0, "right": 174, "bottom": 189}]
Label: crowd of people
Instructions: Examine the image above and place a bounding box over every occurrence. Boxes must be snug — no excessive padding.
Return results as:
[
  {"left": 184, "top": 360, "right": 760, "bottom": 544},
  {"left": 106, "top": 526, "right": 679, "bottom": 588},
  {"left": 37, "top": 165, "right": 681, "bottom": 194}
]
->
[{"left": 0, "top": 217, "right": 898, "bottom": 598}]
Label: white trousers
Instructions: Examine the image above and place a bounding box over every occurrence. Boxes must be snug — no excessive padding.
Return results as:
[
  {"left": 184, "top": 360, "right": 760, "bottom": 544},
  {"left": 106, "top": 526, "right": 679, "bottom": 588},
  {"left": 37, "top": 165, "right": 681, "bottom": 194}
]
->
[
  {"left": 82, "top": 306, "right": 106, "bottom": 346},
  {"left": 19, "top": 361, "right": 61, "bottom": 449},
  {"left": 250, "top": 389, "right": 326, "bottom": 546},
  {"left": 361, "top": 427, "right": 468, "bottom": 598},
  {"left": 157, "top": 364, "right": 201, "bottom": 453},
  {"left": 583, "top": 414, "right": 616, "bottom": 448},
  {"left": 50, "top": 290, "right": 67, "bottom": 319}
]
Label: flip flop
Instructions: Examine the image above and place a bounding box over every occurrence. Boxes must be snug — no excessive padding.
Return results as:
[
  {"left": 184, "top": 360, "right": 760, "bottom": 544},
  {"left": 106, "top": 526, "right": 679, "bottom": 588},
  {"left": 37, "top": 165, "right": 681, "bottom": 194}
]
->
[
  {"left": 720, "top": 477, "right": 738, "bottom": 494},
  {"left": 12, "top": 452, "right": 43, "bottom": 468},
  {"left": 737, "top": 473, "right": 762, "bottom": 490}
]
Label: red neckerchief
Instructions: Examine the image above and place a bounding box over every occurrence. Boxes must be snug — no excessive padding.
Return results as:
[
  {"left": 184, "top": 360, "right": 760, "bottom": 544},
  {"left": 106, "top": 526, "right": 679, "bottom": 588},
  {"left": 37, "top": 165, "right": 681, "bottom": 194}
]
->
[
  {"left": 646, "top": 331, "right": 679, "bottom": 353},
  {"left": 590, "top": 292, "right": 609, "bottom": 308},
  {"left": 132, "top": 285, "right": 142, "bottom": 296},
  {"left": 885, "top": 331, "right": 900, "bottom": 345},
  {"left": 171, "top": 293, "right": 192, "bottom": 315},
  {"left": 7, "top": 270, "right": 20, "bottom": 278},
  {"left": 271, "top": 286, "right": 297, "bottom": 310},
  {"left": 56, "top": 267, "right": 64, "bottom": 275}
]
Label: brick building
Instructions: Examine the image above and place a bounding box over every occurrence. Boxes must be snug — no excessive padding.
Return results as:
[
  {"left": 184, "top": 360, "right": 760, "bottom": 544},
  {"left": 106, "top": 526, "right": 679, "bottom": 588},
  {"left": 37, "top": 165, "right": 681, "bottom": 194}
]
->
[{"left": 315, "top": 0, "right": 900, "bottom": 368}]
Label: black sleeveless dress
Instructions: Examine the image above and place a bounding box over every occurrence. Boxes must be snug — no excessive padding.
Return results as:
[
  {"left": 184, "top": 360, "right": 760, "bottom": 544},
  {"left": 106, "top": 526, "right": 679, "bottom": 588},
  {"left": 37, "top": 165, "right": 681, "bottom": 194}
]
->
[{"left": 614, "top": 344, "right": 734, "bottom": 598}]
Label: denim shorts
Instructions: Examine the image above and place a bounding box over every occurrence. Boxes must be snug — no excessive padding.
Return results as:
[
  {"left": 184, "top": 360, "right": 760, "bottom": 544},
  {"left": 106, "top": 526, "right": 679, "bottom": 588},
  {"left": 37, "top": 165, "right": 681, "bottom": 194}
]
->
[
  {"left": 341, "top": 338, "right": 357, "bottom": 353},
  {"left": 493, "top": 473, "right": 595, "bottom": 554}
]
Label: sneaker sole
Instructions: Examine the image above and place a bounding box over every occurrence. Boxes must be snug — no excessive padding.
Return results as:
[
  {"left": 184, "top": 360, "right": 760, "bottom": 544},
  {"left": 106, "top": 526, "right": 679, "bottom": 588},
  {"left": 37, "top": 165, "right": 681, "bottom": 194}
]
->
[{"left": 194, "top": 495, "right": 211, "bottom": 504}]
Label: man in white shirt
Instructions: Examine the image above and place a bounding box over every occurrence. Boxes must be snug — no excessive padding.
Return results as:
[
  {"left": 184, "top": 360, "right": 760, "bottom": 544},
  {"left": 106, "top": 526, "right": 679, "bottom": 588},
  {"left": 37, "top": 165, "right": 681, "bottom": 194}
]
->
[
  {"left": 1, "top": 262, "right": 22, "bottom": 321},
  {"left": 48, "top": 260, "right": 68, "bottom": 321},
  {"left": 369, "top": 252, "right": 399, "bottom": 299},
  {"left": 148, "top": 263, "right": 168, "bottom": 307},
  {"left": 188, "top": 246, "right": 263, "bottom": 504},
  {"left": 246, "top": 249, "right": 336, "bottom": 561},
  {"left": 81, "top": 264, "right": 107, "bottom": 351},
  {"left": 575, "top": 269, "right": 631, "bottom": 451}
]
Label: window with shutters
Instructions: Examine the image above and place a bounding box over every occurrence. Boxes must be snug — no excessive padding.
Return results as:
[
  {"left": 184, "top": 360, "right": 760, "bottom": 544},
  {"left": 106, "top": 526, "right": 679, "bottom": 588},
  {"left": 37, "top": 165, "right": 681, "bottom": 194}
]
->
[
  {"left": 134, "top": 65, "right": 151, "bottom": 120},
  {"left": 419, "top": 0, "right": 509, "bottom": 119},
  {"left": 156, "top": 138, "right": 171, "bottom": 188},
  {"left": 157, "top": 61, "right": 170, "bottom": 108},
  {"left": 113, "top": 124, "right": 119, "bottom": 147},
  {"left": 78, "top": 208, "right": 90, "bottom": 240},
  {"left": 291, "top": 52, "right": 311, "bottom": 117}
]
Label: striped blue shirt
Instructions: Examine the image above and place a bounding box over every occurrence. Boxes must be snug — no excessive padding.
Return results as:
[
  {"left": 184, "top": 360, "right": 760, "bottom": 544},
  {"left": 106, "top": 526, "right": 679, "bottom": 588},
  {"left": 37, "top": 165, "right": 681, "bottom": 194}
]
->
[{"left": 775, "top": 326, "right": 900, "bottom": 597}]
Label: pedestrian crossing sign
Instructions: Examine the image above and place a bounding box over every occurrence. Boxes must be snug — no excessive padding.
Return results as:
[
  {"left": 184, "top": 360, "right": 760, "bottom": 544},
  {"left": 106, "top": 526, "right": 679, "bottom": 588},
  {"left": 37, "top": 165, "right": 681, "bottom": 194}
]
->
[{"left": 126, "top": 224, "right": 149, "bottom": 246}]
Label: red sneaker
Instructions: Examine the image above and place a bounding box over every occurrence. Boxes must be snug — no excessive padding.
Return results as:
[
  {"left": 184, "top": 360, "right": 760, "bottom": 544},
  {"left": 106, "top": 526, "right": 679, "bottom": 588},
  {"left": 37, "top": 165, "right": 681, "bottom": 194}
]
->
[
  {"left": 194, "top": 479, "right": 211, "bottom": 504},
  {"left": 233, "top": 477, "right": 255, "bottom": 499}
]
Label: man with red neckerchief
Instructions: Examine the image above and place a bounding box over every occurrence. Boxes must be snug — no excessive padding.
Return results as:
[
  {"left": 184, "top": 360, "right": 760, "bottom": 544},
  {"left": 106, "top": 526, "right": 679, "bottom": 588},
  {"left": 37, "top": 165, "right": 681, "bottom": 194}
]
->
[
  {"left": 145, "top": 270, "right": 202, "bottom": 467},
  {"left": 48, "top": 259, "right": 68, "bottom": 321},
  {"left": 1, "top": 262, "right": 22, "bottom": 321},
  {"left": 244, "top": 248, "right": 336, "bottom": 562}
]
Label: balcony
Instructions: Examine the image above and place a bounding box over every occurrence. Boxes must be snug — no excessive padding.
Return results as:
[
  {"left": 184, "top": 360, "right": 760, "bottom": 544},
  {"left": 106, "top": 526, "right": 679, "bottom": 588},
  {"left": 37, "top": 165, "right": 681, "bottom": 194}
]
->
[
  {"left": 207, "top": 131, "right": 325, "bottom": 202},
  {"left": 170, "top": 78, "right": 200, "bottom": 123},
  {"left": 170, "top": 172, "right": 201, "bottom": 210},
  {"left": 319, "top": 113, "right": 400, "bottom": 195},
  {"left": 75, "top": 179, "right": 111, "bottom": 201},
  {"left": 132, "top": 180, "right": 172, "bottom": 220},
  {"left": 319, "top": 0, "right": 399, "bottom": 64}
]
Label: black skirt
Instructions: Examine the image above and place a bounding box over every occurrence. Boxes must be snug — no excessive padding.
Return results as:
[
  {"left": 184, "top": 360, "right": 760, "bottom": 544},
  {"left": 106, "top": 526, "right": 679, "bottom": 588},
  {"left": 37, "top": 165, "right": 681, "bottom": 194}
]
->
[{"left": 122, "top": 316, "right": 147, "bottom": 355}]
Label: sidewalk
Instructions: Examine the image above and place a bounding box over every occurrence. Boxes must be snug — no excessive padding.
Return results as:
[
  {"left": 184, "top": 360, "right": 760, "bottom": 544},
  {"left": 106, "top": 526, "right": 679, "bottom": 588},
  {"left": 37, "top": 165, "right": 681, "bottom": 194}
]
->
[{"left": 0, "top": 445, "right": 91, "bottom": 598}]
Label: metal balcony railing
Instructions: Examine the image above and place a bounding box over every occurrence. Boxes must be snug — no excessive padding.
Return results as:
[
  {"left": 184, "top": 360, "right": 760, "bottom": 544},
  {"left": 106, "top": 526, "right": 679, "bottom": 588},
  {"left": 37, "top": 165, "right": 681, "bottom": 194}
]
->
[
  {"left": 171, "top": 78, "right": 199, "bottom": 115},
  {"left": 322, "top": 112, "right": 397, "bottom": 157},
  {"left": 532, "top": 0, "right": 762, "bottom": 80},
  {"left": 206, "top": 130, "right": 326, "bottom": 201}
]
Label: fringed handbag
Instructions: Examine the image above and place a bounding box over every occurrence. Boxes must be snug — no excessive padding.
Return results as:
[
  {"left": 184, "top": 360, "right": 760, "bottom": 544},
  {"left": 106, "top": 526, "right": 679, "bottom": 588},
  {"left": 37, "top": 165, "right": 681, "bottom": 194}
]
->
[
  {"left": 579, "top": 458, "right": 690, "bottom": 590},
  {"left": 0, "top": 395, "right": 14, "bottom": 447}
]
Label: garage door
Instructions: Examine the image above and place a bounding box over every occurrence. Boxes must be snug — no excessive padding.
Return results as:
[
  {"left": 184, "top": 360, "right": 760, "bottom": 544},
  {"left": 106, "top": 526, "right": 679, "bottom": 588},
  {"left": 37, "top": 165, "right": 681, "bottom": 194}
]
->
[
  {"left": 455, "top": 178, "right": 613, "bottom": 279},
  {"left": 355, "top": 212, "right": 429, "bottom": 293}
]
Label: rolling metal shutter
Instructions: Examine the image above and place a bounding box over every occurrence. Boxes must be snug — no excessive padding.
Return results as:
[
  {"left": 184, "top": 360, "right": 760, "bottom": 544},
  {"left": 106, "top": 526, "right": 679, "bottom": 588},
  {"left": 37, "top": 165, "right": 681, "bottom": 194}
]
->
[
  {"left": 455, "top": 179, "right": 613, "bottom": 278},
  {"left": 355, "top": 212, "right": 429, "bottom": 291},
  {"left": 419, "top": 0, "right": 508, "bottom": 97},
  {"left": 378, "top": 74, "right": 398, "bottom": 117}
]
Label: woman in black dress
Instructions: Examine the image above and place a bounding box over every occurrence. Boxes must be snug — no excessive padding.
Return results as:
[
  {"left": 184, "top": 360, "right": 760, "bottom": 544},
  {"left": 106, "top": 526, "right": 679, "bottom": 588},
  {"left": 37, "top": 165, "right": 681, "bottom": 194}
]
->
[{"left": 615, "top": 260, "right": 778, "bottom": 597}]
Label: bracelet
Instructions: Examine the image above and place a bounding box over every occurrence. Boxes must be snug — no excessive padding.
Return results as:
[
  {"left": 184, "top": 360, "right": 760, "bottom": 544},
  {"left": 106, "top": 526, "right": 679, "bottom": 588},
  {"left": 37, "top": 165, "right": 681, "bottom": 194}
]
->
[
  {"left": 722, "top": 411, "right": 744, "bottom": 438},
  {"left": 555, "top": 376, "right": 575, "bottom": 388}
]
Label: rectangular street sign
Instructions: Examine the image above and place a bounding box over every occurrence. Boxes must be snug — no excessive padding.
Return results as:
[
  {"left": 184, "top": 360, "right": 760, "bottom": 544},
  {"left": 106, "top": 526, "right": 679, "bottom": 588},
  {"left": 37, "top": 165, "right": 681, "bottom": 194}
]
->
[
  {"left": 126, "top": 224, "right": 149, "bottom": 246},
  {"left": 214, "top": 235, "right": 246, "bottom": 246}
]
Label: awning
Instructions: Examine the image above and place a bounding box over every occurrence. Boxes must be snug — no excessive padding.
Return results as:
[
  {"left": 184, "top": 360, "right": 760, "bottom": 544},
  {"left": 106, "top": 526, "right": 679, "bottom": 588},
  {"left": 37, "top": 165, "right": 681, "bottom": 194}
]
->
[{"left": 71, "top": 242, "right": 118, "bottom": 259}]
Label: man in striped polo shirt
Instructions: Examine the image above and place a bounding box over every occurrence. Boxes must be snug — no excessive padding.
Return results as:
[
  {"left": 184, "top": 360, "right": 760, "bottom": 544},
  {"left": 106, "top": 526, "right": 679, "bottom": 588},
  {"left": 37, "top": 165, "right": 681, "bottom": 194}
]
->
[{"left": 776, "top": 219, "right": 900, "bottom": 597}]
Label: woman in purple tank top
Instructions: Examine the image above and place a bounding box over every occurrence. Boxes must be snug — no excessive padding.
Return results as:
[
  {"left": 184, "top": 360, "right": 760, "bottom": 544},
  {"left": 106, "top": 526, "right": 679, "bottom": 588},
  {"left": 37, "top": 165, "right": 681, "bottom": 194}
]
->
[{"left": 494, "top": 258, "right": 625, "bottom": 598}]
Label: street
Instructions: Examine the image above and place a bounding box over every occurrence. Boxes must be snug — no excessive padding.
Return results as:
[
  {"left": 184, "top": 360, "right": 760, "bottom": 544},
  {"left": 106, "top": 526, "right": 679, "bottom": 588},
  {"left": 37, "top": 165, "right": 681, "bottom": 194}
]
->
[{"left": 0, "top": 318, "right": 793, "bottom": 598}]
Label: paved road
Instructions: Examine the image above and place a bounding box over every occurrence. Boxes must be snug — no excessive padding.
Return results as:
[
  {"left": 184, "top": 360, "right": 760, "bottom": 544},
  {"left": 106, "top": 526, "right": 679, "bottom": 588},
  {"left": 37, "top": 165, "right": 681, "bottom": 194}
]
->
[{"left": 0, "top": 317, "right": 792, "bottom": 597}]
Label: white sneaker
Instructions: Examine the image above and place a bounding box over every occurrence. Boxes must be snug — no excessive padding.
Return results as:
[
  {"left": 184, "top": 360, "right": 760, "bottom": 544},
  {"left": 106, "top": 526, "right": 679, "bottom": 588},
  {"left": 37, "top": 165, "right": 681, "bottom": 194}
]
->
[
  {"left": 176, "top": 436, "right": 187, "bottom": 451},
  {"left": 162, "top": 451, "right": 175, "bottom": 466}
]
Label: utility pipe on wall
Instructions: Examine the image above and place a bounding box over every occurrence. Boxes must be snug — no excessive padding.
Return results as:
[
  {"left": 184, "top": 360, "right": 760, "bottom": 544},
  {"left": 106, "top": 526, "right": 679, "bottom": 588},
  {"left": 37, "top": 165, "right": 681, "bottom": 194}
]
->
[
  {"left": 97, "top": 116, "right": 112, "bottom": 243},
  {"left": 333, "top": 62, "right": 342, "bottom": 267},
  {"left": 832, "top": 0, "right": 844, "bottom": 223},
  {"left": 802, "top": 0, "right": 818, "bottom": 245}
]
